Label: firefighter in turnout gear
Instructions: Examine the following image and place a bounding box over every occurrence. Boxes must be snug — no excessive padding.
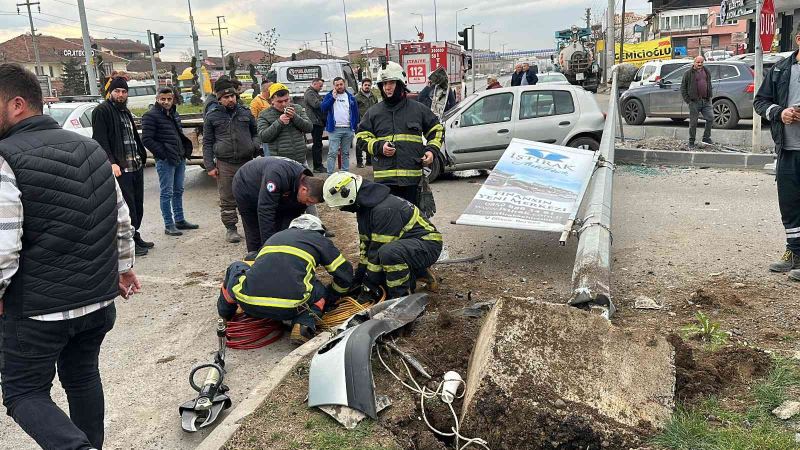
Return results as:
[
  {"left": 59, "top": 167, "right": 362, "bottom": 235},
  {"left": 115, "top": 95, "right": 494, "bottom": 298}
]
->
[
  {"left": 323, "top": 172, "right": 441, "bottom": 299},
  {"left": 217, "top": 214, "right": 353, "bottom": 345},
  {"left": 355, "top": 61, "right": 445, "bottom": 206}
]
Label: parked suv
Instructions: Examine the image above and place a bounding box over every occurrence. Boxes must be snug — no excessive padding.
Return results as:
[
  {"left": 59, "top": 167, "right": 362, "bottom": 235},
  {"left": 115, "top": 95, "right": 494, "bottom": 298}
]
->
[
  {"left": 629, "top": 58, "right": 693, "bottom": 89},
  {"left": 432, "top": 85, "right": 605, "bottom": 181},
  {"left": 620, "top": 60, "right": 754, "bottom": 129}
]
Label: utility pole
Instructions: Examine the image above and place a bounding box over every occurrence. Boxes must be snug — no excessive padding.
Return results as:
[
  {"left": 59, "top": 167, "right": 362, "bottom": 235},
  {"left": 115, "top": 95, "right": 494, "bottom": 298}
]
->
[
  {"left": 321, "top": 32, "right": 332, "bottom": 56},
  {"left": 482, "top": 30, "right": 497, "bottom": 52},
  {"left": 471, "top": 25, "right": 476, "bottom": 94},
  {"left": 618, "top": 0, "right": 626, "bottom": 64},
  {"left": 386, "top": 0, "right": 393, "bottom": 44},
  {"left": 342, "top": 0, "right": 351, "bottom": 61},
  {"left": 455, "top": 7, "right": 468, "bottom": 42},
  {"left": 585, "top": 8, "right": 591, "bottom": 30},
  {"left": 753, "top": 0, "right": 763, "bottom": 152},
  {"left": 187, "top": 0, "right": 205, "bottom": 100},
  {"left": 147, "top": 30, "right": 158, "bottom": 87},
  {"left": 17, "top": 0, "right": 42, "bottom": 76},
  {"left": 607, "top": 0, "right": 615, "bottom": 75},
  {"left": 212, "top": 16, "right": 228, "bottom": 72},
  {"left": 77, "top": 0, "right": 98, "bottom": 95},
  {"left": 433, "top": 0, "right": 438, "bottom": 41}
]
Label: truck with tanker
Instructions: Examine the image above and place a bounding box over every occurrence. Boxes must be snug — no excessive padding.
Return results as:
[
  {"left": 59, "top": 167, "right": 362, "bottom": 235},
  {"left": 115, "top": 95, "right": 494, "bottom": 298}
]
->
[{"left": 555, "top": 26, "right": 600, "bottom": 92}]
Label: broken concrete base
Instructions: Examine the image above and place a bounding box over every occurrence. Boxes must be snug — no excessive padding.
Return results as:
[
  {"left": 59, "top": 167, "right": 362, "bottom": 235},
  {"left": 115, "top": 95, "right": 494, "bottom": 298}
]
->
[{"left": 461, "top": 300, "right": 675, "bottom": 449}]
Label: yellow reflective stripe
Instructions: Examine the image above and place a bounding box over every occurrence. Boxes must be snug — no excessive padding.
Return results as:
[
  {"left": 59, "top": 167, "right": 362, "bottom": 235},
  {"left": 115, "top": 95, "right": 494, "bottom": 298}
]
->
[
  {"left": 231, "top": 275, "right": 308, "bottom": 308},
  {"left": 386, "top": 274, "right": 410, "bottom": 287},
  {"left": 371, "top": 233, "right": 398, "bottom": 243},
  {"left": 374, "top": 169, "right": 423, "bottom": 179},
  {"left": 376, "top": 133, "right": 424, "bottom": 144},
  {"left": 331, "top": 280, "right": 349, "bottom": 293},
  {"left": 359, "top": 234, "right": 369, "bottom": 241},
  {"left": 366, "top": 262, "right": 383, "bottom": 272},
  {"left": 356, "top": 131, "right": 380, "bottom": 155},
  {"left": 324, "top": 254, "right": 347, "bottom": 272},
  {"left": 400, "top": 208, "right": 419, "bottom": 237},
  {"left": 422, "top": 233, "right": 443, "bottom": 241},
  {"left": 383, "top": 263, "right": 409, "bottom": 272},
  {"left": 426, "top": 124, "right": 444, "bottom": 149},
  {"left": 417, "top": 214, "right": 435, "bottom": 232},
  {"left": 359, "top": 255, "right": 369, "bottom": 265},
  {"left": 246, "top": 245, "right": 316, "bottom": 306}
]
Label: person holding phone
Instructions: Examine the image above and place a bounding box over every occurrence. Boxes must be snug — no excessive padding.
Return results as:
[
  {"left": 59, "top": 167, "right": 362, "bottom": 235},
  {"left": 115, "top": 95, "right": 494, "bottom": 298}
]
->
[
  {"left": 355, "top": 62, "right": 444, "bottom": 206},
  {"left": 321, "top": 77, "right": 359, "bottom": 174},
  {"left": 258, "top": 83, "right": 314, "bottom": 166},
  {"left": 754, "top": 23, "right": 800, "bottom": 282}
]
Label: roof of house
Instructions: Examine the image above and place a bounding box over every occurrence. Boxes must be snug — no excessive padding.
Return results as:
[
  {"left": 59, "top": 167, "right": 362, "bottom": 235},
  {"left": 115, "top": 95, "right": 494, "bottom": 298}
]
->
[
  {"left": 293, "top": 49, "right": 340, "bottom": 61},
  {"left": 348, "top": 48, "right": 386, "bottom": 60},
  {"left": 65, "top": 37, "right": 149, "bottom": 54},
  {"left": 0, "top": 34, "right": 127, "bottom": 64},
  {"left": 126, "top": 60, "right": 192, "bottom": 73}
]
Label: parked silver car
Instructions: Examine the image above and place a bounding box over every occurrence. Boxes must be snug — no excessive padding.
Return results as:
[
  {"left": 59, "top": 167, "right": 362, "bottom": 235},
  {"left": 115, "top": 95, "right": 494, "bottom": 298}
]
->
[
  {"left": 620, "top": 60, "right": 755, "bottom": 129},
  {"left": 431, "top": 85, "right": 605, "bottom": 181}
]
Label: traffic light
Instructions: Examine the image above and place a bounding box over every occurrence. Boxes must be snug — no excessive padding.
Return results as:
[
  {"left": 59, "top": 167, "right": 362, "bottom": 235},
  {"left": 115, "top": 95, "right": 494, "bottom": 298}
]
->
[
  {"left": 458, "top": 27, "right": 471, "bottom": 51},
  {"left": 152, "top": 32, "right": 165, "bottom": 53}
]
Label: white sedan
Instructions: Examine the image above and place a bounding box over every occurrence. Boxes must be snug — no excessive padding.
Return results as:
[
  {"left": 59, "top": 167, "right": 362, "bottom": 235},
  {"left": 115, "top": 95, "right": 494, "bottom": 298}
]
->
[{"left": 43, "top": 102, "right": 99, "bottom": 138}]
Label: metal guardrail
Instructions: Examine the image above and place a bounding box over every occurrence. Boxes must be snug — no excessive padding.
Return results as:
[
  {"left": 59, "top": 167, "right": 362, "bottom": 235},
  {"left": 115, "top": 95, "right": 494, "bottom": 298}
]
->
[{"left": 568, "top": 70, "right": 618, "bottom": 319}]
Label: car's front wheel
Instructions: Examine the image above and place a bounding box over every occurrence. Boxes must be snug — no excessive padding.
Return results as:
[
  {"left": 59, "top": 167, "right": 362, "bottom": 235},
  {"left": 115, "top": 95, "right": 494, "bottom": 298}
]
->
[
  {"left": 622, "top": 98, "right": 646, "bottom": 125},
  {"left": 712, "top": 99, "right": 739, "bottom": 129},
  {"left": 568, "top": 136, "right": 600, "bottom": 150}
]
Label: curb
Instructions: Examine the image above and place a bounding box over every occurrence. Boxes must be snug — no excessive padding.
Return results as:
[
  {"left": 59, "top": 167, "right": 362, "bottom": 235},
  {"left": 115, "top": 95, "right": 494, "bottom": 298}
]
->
[
  {"left": 616, "top": 148, "right": 775, "bottom": 169},
  {"left": 196, "top": 332, "right": 332, "bottom": 450}
]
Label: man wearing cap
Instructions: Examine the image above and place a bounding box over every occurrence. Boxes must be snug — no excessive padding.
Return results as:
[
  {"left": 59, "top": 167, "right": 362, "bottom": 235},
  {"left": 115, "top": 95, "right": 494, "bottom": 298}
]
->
[
  {"left": 203, "top": 77, "right": 259, "bottom": 244},
  {"left": 257, "top": 83, "right": 314, "bottom": 165},
  {"left": 92, "top": 76, "right": 152, "bottom": 256},
  {"left": 218, "top": 214, "right": 353, "bottom": 345},
  {"left": 232, "top": 156, "right": 325, "bottom": 253}
]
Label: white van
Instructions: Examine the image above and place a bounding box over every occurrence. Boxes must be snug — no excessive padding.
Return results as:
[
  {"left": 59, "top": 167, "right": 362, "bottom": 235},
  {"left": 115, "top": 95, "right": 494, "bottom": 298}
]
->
[
  {"left": 629, "top": 59, "right": 693, "bottom": 89},
  {"left": 125, "top": 81, "right": 157, "bottom": 109},
  {"left": 267, "top": 59, "right": 359, "bottom": 100}
]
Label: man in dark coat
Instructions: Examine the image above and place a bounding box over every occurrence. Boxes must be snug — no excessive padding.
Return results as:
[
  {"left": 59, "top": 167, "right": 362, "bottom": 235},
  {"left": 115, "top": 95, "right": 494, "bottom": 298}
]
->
[
  {"left": 681, "top": 56, "right": 714, "bottom": 148},
  {"left": 92, "top": 77, "right": 153, "bottom": 256},
  {"left": 754, "top": 25, "right": 800, "bottom": 282},
  {"left": 141, "top": 87, "right": 199, "bottom": 236}
]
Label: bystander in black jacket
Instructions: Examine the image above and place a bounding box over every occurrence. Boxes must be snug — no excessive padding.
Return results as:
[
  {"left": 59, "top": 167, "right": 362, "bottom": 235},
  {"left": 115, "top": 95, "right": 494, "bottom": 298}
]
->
[
  {"left": 754, "top": 50, "right": 800, "bottom": 155},
  {"left": 91, "top": 99, "right": 147, "bottom": 169},
  {"left": 202, "top": 102, "right": 258, "bottom": 171},
  {"left": 141, "top": 103, "right": 193, "bottom": 164},
  {"left": 511, "top": 69, "right": 538, "bottom": 86}
]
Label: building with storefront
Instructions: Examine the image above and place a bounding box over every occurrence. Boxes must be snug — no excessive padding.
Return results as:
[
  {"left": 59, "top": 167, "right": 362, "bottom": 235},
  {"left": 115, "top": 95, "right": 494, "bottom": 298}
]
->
[{"left": 649, "top": 1, "right": 748, "bottom": 57}]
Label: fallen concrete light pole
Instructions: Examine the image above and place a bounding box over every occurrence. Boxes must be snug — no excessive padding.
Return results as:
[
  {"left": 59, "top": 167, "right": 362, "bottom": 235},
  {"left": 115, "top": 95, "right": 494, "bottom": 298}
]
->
[{"left": 569, "top": 70, "right": 618, "bottom": 319}]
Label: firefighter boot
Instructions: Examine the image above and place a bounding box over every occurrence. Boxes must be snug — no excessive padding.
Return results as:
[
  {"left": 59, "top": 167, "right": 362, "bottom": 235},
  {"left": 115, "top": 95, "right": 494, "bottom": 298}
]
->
[
  {"left": 290, "top": 323, "right": 314, "bottom": 345},
  {"left": 416, "top": 267, "right": 440, "bottom": 292},
  {"left": 769, "top": 249, "right": 800, "bottom": 273}
]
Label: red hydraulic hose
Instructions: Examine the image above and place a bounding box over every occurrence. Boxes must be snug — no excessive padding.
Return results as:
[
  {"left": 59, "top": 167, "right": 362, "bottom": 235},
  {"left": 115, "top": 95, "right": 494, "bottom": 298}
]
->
[{"left": 225, "top": 313, "right": 283, "bottom": 350}]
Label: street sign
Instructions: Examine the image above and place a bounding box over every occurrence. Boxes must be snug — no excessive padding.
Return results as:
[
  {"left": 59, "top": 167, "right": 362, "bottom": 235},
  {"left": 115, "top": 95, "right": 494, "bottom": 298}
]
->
[
  {"left": 719, "top": 0, "right": 756, "bottom": 22},
  {"left": 760, "top": 0, "right": 776, "bottom": 52},
  {"left": 456, "top": 139, "right": 598, "bottom": 233}
]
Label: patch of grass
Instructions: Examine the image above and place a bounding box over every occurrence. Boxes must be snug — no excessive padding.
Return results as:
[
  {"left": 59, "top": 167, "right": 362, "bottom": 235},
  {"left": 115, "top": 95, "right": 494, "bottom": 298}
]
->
[
  {"left": 681, "top": 312, "right": 728, "bottom": 350},
  {"left": 653, "top": 358, "right": 800, "bottom": 450},
  {"left": 303, "top": 416, "right": 399, "bottom": 450},
  {"left": 129, "top": 103, "right": 206, "bottom": 117}
]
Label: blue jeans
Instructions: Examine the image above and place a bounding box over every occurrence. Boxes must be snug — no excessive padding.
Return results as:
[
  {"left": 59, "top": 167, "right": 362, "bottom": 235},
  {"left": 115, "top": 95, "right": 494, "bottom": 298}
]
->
[
  {"left": 1, "top": 304, "right": 117, "bottom": 450},
  {"left": 261, "top": 143, "right": 270, "bottom": 157},
  {"left": 155, "top": 159, "right": 186, "bottom": 227},
  {"left": 327, "top": 128, "right": 353, "bottom": 174}
]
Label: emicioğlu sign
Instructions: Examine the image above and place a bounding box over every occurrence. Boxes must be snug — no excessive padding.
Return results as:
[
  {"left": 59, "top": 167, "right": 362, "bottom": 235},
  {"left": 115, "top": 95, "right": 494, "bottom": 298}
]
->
[{"left": 597, "top": 37, "right": 673, "bottom": 67}]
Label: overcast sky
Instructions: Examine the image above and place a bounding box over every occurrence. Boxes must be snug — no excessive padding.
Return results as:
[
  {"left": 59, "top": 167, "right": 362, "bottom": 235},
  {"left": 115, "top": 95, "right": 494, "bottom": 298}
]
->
[{"left": 0, "top": 0, "right": 652, "bottom": 61}]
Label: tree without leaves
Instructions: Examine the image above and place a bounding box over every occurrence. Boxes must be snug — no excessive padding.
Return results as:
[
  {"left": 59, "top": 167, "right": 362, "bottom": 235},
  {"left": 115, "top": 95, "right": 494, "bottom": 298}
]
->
[{"left": 256, "top": 28, "right": 280, "bottom": 69}]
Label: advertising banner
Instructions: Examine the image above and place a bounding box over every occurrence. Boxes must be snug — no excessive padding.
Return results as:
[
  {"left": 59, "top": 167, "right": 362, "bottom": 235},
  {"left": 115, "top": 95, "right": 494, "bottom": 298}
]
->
[
  {"left": 597, "top": 37, "right": 673, "bottom": 67},
  {"left": 456, "top": 139, "right": 598, "bottom": 233}
]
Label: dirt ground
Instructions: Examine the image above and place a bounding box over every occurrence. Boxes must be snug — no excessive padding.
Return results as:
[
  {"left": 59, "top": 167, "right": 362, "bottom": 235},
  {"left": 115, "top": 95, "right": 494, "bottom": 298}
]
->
[
  {"left": 3, "top": 159, "right": 799, "bottom": 449},
  {"left": 227, "top": 164, "right": 800, "bottom": 449},
  {"left": 621, "top": 136, "right": 775, "bottom": 153}
]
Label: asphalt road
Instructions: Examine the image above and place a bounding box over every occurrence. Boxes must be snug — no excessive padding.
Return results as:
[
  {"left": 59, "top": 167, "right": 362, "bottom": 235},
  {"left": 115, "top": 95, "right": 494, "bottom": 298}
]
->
[{"left": 1, "top": 144, "right": 790, "bottom": 448}]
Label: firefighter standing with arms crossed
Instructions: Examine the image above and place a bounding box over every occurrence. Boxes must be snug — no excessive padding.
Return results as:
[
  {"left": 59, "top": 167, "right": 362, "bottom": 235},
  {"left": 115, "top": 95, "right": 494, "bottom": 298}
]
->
[{"left": 355, "top": 62, "right": 444, "bottom": 207}]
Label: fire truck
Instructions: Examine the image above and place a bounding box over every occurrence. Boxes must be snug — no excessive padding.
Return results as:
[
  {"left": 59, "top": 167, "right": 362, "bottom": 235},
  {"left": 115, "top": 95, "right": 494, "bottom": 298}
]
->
[{"left": 387, "top": 41, "right": 465, "bottom": 100}]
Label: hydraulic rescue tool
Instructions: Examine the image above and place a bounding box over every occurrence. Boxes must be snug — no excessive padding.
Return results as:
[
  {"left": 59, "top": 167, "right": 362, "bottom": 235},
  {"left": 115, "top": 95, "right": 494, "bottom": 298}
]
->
[{"left": 179, "top": 318, "right": 232, "bottom": 432}]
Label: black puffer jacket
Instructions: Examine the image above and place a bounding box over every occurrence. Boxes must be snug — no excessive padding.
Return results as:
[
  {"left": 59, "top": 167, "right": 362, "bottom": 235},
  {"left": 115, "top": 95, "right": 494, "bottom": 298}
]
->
[
  {"left": 202, "top": 102, "right": 258, "bottom": 170},
  {"left": 141, "top": 103, "right": 193, "bottom": 164}
]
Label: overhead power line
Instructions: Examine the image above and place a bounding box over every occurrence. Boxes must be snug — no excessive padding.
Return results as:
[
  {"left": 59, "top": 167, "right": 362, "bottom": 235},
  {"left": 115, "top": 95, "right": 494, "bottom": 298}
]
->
[{"left": 49, "top": 0, "right": 215, "bottom": 25}]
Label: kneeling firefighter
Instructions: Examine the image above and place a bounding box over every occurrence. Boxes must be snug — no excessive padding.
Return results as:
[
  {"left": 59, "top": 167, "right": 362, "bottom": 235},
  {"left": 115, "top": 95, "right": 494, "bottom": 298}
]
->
[
  {"left": 323, "top": 172, "right": 442, "bottom": 299},
  {"left": 217, "top": 214, "right": 353, "bottom": 344}
]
